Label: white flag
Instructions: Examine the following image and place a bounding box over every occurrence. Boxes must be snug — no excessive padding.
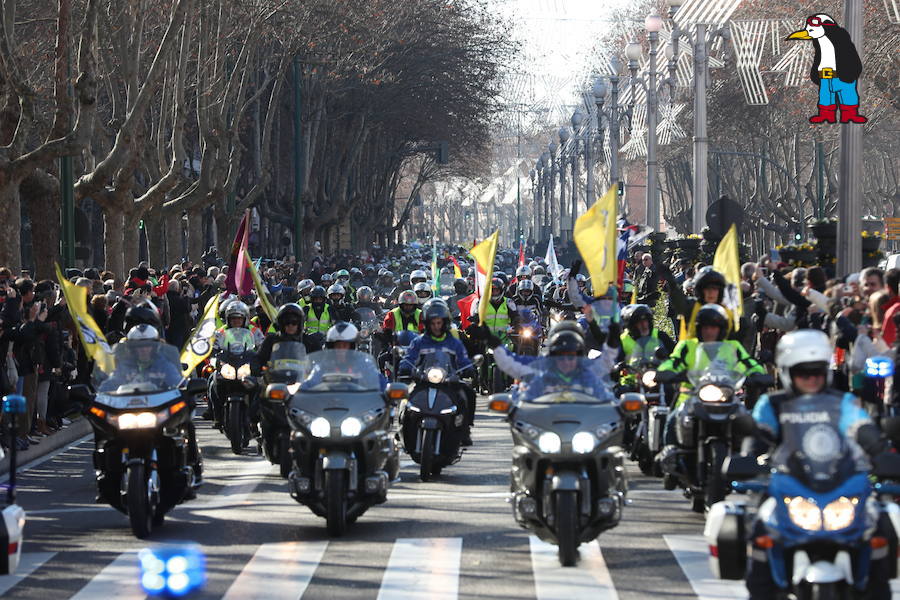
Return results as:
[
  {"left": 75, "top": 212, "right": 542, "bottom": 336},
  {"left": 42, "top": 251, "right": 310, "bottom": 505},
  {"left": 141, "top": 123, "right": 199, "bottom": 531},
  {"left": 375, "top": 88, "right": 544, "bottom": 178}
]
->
[{"left": 544, "top": 235, "right": 562, "bottom": 278}]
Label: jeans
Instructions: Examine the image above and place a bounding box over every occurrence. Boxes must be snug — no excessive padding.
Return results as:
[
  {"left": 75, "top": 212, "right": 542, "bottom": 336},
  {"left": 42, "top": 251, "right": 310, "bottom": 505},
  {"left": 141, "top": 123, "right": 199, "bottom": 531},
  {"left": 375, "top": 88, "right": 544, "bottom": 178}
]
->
[{"left": 818, "top": 78, "right": 860, "bottom": 106}]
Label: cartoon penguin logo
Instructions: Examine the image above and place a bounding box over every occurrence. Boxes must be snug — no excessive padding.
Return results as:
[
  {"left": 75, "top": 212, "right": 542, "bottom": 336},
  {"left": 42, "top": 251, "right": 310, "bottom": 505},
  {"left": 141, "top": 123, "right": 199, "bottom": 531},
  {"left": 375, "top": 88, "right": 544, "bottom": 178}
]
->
[{"left": 787, "top": 14, "right": 866, "bottom": 124}]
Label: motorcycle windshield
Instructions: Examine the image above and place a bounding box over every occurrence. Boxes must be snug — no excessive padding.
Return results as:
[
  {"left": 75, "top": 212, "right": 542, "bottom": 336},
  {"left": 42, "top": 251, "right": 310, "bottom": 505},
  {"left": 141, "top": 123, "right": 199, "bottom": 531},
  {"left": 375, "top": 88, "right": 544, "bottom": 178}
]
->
[
  {"left": 687, "top": 342, "right": 744, "bottom": 389},
  {"left": 224, "top": 329, "right": 256, "bottom": 354},
  {"left": 415, "top": 347, "right": 459, "bottom": 373},
  {"left": 626, "top": 336, "right": 661, "bottom": 368},
  {"left": 268, "top": 342, "right": 307, "bottom": 379},
  {"left": 518, "top": 356, "right": 610, "bottom": 404},
  {"left": 299, "top": 349, "right": 382, "bottom": 392},
  {"left": 353, "top": 308, "right": 379, "bottom": 336},
  {"left": 96, "top": 340, "right": 184, "bottom": 395}
]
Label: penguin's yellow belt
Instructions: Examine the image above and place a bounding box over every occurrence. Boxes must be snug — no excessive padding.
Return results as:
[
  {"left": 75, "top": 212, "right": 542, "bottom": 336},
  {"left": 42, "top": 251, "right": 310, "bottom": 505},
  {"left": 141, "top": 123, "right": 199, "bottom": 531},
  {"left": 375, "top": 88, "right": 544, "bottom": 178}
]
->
[{"left": 819, "top": 68, "right": 835, "bottom": 79}]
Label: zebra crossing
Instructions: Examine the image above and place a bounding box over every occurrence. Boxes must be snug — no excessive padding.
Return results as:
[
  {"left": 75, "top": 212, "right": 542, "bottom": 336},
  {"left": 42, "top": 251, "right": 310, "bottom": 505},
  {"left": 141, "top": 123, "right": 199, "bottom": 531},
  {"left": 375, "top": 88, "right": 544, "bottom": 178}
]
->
[{"left": 2, "top": 534, "right": 747, "bottom": 599}]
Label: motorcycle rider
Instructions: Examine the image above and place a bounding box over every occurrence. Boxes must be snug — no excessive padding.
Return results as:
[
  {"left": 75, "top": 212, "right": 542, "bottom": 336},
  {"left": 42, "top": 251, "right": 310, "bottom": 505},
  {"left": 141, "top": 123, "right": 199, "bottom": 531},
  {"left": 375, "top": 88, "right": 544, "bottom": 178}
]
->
[
  {"left": 655, "top": 304, "right": 766, "bottom": 473},
  {"left": 382, "top": 290, "right": 423, "bottom": 333},
  {"left": 334, "top": 269, "right": 356, "bottom": 303},
  {"left": 214, "top": 301, "right": 264, "bottom": 351},
  {"left": 515, "top": 327, "right": 613, "bottom": 402},
  {"left": 483, "top": 277, "right": 520, "bottom": 345},
  {"left": 445, "top": 278, "right": 471, "bottom": 320},
  {"left": 400, "top": 299, "right": 476, "bottom": 446},
  {"left": 353, "top": 286, "right": 382, "bottom": 316},
  {"left": 303, "top": 285, "right": 332, "bottom": 351},
  {"left": 409, "top": 269, "right": 428, "bottom": 287},
  {"left": 617, "top": 303, "right": 675, "bottom": 361},
  {"left": 252, "top": 303, "right": 305, "bottom": 373},
  {"left": 413, "top": 281, "right": 433, "bottom": 305},
  {"left": 297, "top": 279, "right": 315, "bottom": 309},
  {"left": 743, "top": 329, "right": 892, "bottom": 600},
  {"left": 506, "top": 265, "right": 532, "bottom": 298},
  {"left": 327, "top": 283, "right": 354, "bottom": 322}
]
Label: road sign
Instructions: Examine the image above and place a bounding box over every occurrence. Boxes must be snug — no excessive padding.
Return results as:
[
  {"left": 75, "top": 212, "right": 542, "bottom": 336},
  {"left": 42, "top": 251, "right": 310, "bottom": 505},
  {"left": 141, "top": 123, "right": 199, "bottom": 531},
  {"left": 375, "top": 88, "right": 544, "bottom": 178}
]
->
[{"left": 886, "top": 217, "right": 900, "bottom": 240}]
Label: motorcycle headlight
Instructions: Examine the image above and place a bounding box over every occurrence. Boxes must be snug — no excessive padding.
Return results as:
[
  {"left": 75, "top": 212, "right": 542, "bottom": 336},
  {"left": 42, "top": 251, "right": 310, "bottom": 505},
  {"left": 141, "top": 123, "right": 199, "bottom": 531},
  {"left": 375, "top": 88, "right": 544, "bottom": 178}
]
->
[
  {"left": 642, "top": 370, "right": 658, "bottom": 388},
  {"left": 521, "top": 328, "right": 532, "bottom": 339},
  {"left": 426, "top": 367, "right": 447, "bottom": 384},
  {"left": 220, "top": 364, "right": 236, "bottom": 380},
  {"left": 340, "top": 417, "right": 363, "bottom": 437},
  {"left": 238, "top": 364, "right": 252, "bottom": 378},
  {"left": 698, "top": 384, "right": 725, "bottom": 403},
  {"left": 822, "top": 496, "right": 858, "bottom": 531},
  {"left": 786, "top": 496, "right": 822, "bottom": 531},
  {"left": 537, "top": 432, "right": 562, "bottom": 453},
  {"left": 571, "top": 431, "right": 596, "bottom": 454},
  {"left": 309, "top": 417, "right": 331, "bottom": 438},
  {"left": 287, "top": 382, "right": 301, "bottom": 395},
  {"left": 117, "top": 411, "right": 158, "bottom": 430}
]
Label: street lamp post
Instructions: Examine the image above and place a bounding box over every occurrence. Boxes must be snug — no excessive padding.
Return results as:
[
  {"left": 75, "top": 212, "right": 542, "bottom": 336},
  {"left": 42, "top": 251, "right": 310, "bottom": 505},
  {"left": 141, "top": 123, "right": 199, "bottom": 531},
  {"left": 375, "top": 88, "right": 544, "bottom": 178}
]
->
[
  {"left": 837, "top": 0, "right": 863, "bottom": 275},
  {"left": 542, "top": 150, "right": 552, "bottom": 241},
  {"left": 570, "top": 110, "right": 584, "bottom": 226},
  {"left": 535, "top": 156, "right": 545, "bottom": 242},
  {"left": 645, "top": 14, "right": 663, "bottom": 231},
  {"left": 547, "top": 143, "right": 557, "bottom": 238},
  {"left": 558, "top": 128, "right": 570, "bottom": 242}
]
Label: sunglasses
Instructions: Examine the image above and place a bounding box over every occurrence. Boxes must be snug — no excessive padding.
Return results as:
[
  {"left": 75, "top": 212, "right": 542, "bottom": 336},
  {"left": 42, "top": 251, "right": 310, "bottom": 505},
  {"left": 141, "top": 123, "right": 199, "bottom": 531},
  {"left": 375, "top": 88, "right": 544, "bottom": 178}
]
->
[
  {"left": 283, "top": 320, "right": 301, "bottom": 326},
  {"left": 806, "top": 16, "right": 834, "bottom": 27},
  {"left": 792, "top": 368, "right": 825, "bottom": 379}
]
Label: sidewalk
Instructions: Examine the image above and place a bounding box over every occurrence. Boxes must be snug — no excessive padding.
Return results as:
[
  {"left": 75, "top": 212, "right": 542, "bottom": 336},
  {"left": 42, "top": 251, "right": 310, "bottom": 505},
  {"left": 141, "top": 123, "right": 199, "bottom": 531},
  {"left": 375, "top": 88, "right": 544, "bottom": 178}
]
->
[{"left": 0, "top": 417, "right": 92, "bottom": 478}]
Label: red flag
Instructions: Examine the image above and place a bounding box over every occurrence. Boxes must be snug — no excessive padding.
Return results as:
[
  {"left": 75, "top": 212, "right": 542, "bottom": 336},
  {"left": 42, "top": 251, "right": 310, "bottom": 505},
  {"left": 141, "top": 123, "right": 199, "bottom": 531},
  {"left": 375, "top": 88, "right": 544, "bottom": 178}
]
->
[
  {"left": 225, "top": 210, "right": 252, "bottom": 296},
  {"left": 518, "top": 242, "right": 525, "bottom": 268},
  {"left": 457, "top": 293, "right": 478, "bottom": 330},
  {"left": 153, "top": 273, "right": 170, "bottom": 297}
]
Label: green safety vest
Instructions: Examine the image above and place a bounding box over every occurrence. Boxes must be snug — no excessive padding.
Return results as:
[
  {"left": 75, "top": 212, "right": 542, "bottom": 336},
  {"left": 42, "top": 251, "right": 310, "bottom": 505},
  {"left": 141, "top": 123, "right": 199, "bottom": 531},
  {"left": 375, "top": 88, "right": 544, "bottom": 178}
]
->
[
  {"left": 390, "top": 307, "right": 421, "bottom": 332},
  {"left": 484, "top": 300, "right": 510, "bottom": 334},
  {"left": 620, "top": 329, "right": 661, "bottom": 357},
  {"left": 305, "top": 304, "right": 331, "bottom": 334},
  {"left": 219, "top": 327, "right": 256, "bottom": 350}
]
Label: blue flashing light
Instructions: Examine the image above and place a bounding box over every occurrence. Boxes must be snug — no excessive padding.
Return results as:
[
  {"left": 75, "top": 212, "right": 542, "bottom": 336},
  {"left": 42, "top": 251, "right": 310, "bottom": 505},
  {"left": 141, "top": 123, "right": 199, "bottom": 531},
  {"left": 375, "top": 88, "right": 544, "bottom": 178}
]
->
[
  {"left": 139, "top": 544, "right": 206, "bottom": 597},
  {"left": 865, "top": 356, "right": 894, "bottom": 379}
]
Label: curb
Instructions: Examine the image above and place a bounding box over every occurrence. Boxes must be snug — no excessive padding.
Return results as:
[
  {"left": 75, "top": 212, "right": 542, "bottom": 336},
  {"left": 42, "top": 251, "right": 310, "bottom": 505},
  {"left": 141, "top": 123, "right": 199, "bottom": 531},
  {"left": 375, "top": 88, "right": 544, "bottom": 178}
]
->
[{"left": 0, "top": 418, "right": 92, "bottom": 477}]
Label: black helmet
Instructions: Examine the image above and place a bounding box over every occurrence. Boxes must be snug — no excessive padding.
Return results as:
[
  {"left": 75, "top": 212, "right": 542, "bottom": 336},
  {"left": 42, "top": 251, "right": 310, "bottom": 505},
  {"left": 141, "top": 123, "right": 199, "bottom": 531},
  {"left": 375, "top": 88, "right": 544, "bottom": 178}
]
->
[
  {"left": 453, "top": 278, "right": 469, "bottom": 295},
  {"left": 422, "top": 298, "right": 451, "bottom": 335},
  {"left": 124, "top": 299, "right": 162, "bottom": 331},
  {"left": 623, "top": 304, "right": 653, "bottom": 338},
  {"left": 309, "top": 285, "right": 327, "bottom": 300},
  {"left": 490, "top": 277, "right": 504, "bottom": 297},
  {"left": 276, "top": 303, "right": 304, "bottom": 329},
  {"left": 696, "top": 303, "right": 729, "bottom": 341},
  {"left": 693, "top": 267, "right": 726, "bottom": 300},
  {"left": 546, "top": 330, "right": 585, "bottom": 356},
  {"left": 548, "top": 320, "right": 584, "bottom": 340}
]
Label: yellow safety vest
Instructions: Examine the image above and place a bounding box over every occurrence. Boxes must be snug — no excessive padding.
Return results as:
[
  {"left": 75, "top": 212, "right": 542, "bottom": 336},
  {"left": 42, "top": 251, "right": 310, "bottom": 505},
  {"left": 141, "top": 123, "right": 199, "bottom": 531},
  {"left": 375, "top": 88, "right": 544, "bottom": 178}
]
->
[
  {"left": 390, "top": 307, "right": 421, "bottom": 332},
  {"left": 484, "top": 300, "right": 510, "bottom": 334},
  {"left": 305, "top": 304, "right": 331, "bottom": 334}
]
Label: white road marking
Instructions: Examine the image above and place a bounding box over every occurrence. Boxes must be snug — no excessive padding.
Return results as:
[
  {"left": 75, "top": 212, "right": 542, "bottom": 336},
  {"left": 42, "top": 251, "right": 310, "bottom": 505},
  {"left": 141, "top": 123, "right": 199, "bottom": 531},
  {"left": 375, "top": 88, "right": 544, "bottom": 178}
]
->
[
  {"left": 529, "top": 536, "right": 619, "bottom": 600},
  {"left": 69, "top": 550, "right": 144, "bottom": 600},
  {"left": 0, "top": 435, "right": 93, "bottom": 484},
  {"left": 664, "top": 534, "right": 748, "bottom": 600},
  {"left": 377, "top": 538, "right": 462, "bottom": 600},
  {"left": 0, "top": 552, "right": 55, "bottom": 595},
  {"left": 222, "top": 541, "right": 328, "bottom": 600}
]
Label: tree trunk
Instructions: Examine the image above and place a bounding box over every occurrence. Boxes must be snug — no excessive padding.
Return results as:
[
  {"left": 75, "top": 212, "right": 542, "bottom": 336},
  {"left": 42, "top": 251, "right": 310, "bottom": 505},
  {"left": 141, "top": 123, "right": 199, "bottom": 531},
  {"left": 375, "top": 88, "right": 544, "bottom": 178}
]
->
[
  {"left": 145, "top": 210, "right": 167, "bottom": 270},
  {"left": 124, "top": 212, "right": 140, "bottom": 269},
  {"left": 21, "top": 172, "right": 60, "bottom": 280},
  {"left": 187, "top": 207, "right": 204, "bottom": 265},
  {"left": 163, "top": 210, "right": 181, "bottom": 266},
  {"left": 104, "top": 210, "right": 125, "bottom": 277}
]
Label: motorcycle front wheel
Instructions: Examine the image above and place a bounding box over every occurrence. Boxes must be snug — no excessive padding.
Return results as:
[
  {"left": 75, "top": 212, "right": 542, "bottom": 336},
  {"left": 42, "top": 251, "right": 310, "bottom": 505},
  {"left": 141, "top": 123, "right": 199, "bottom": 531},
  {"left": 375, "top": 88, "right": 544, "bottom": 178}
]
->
[
  {"left": 227, "top": 401, "right": 245, "bottom": 455},
  {"left": 419, "top": 429, "right": 436, "bottom": 481},
  {"left": 325, "top": 470, "right": 348, "bottom": 537},
  {"left": 704, "top": 441, "right": 729, "bottom": 511},
  {"left": 127, "top": 464, "right": 153, "bottom": 539},
  {"left": 555, "top": 491, "right": 579, "bottom": 567}
]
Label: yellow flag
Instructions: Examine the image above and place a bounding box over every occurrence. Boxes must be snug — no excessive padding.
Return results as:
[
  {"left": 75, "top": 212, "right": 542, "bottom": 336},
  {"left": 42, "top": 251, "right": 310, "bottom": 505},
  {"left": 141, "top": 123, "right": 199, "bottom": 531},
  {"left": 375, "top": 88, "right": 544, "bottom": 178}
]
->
[
  {"left": 574, "top": 184, "right": 618, "bottom": 297},
  {"left": 469, "top": 229, "right": 499, "bottom": 326},
  {"left": 244, "top": 249, "right": 278, "bottom": 324},
  {"left": 54, "top": 264, "right": 115, "bottom": 373},
  {"left": 180, "top": 294, "right": 220, "bottom": 376},
  {"left": 713, "top": 224, "right": 743, "bottom": 331}
]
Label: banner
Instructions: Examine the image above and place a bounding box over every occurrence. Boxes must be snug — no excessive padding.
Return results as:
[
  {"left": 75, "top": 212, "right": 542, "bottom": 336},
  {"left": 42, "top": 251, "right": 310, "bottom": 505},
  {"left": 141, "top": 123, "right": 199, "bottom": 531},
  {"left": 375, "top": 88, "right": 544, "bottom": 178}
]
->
[
  {"left": 544, "top": 235, "right": 561, "bottom": 278},
  {"left": 469, "top": 229, "right": 499, "bottom": 326},
  {"left": 225, "top": 210, "right": 252, "bottom": 296},
  {"left": 180, "top": 294, "right": 220, "bottom": 376},
  {"left": 574, "top": 185, "right": 618, "bottom": 297},
  {"left": 518, "top": 241, "right": 525, "bottom": 268},
  {"left": 54, "top": 264, "right": 115, "bottom": 373},
  {"left": 449, "top": 256, "right": 463, "bottom": 280},
  {"left": 244, "top": 249, "right": 278, "bottom": 324},
  {"left": 713, "top": 223, "right": 743, "bottom": 331}
]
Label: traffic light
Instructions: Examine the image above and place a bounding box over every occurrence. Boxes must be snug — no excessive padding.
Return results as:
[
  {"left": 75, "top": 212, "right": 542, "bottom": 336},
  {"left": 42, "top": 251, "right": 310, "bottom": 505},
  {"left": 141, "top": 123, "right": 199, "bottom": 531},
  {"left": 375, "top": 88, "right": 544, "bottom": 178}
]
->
[
  {"left": 617, "top": 181, "right": 625, "bottom": 198},
  {"left": 793, "top": 226, "right": 802, "bottom": 242}
]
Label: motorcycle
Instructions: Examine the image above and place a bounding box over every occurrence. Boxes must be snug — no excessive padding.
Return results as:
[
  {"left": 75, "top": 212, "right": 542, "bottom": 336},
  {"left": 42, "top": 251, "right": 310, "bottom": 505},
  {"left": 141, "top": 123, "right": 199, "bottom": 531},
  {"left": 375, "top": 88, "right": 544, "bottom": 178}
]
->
[
  {"left": 489, "top": 356, "right": 634, "bottom": 566},
  {"left": 260, "top": 341, "right": 307, "bottom": 478},
  {"left": 399, "top": 347, "right": 474, "bottom": 481},
  {"left": 709, "top": 412, "right": 900, "bottom": 600},
  {"left": 613, "top": 338, "right": 667, "bottom": 477},
  {"left": 213, "top": 344, "right": 258, "bottom": 454},
  {"left": 511, "top": 308, "right": 542, "bottom": 356},
  {"left": 74, "top": 340, "right": 206, "bottom": 538},
  {"left": 658, "top": 342, "right": 760, "bottom": 513},
  {"left": 384, "top": 330, "right": 417, "bottom": 382},
  {"left": 353, "top": 307, "right": 382, "bottom": 358},
  {"left": 282, "top": 349, "right": 401, "bottom": 536}
]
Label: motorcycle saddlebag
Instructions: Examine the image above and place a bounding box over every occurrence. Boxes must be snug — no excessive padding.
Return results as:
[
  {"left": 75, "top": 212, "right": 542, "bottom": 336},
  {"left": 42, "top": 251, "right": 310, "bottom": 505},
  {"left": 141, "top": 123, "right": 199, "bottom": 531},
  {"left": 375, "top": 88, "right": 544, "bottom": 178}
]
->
[{"left": 704, "top": 501, "right": 747, "bottom": 580}]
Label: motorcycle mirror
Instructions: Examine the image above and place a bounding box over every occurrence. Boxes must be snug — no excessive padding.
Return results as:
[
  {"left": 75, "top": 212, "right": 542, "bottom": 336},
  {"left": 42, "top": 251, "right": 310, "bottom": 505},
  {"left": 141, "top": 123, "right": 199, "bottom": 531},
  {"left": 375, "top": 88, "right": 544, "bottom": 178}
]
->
[
  {"left": 723, "top": 455, "right": 767, "bottom": 480},
  {"left": 386, "top": 383, "right": 409, "bottom": 404},
  {"left": 266, "top": 383, "right": 290, "bottom": 402},
  {"left": 472, "top": 354, "right": 484, "bottom": 367},
  {"left": 184, "top": 378, "right": 207, "bottom": 396},
  {"left": 488, "top": 393, "right": 512, "bottom": 413}
]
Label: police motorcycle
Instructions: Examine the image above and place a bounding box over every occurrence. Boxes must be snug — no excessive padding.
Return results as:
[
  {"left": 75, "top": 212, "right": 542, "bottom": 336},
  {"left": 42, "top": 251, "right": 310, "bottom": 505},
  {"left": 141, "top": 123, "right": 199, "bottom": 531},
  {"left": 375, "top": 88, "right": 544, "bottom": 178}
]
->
[
  {"left": 399, "top": 347, "right": 476, "bottom": 481},
  {"left": 710, "top": 413, "right": 900, "bottom": 600},
  {"left": 282, "top": 349, "right": 401, "bottom": 536},
  {"left": 353, "top": 307, "right": 381, "bottom": 357},
  {"left": 613, "top": 338, "right": 667, "bottom": 476},
  {"left": 212, "top": 340, "right": 258, "bottom": 454},
  {"left": 489, "top": 356, "right": 634, "bottom": 567},
  {"left": 658, "top": 342, "right": 759, "bottom": 512},
  {"left": 260, "top": 341, "right": 307, "bottom": 478},
  {"left": 74, "top": 330, "right": 207, "bottom": 538}
]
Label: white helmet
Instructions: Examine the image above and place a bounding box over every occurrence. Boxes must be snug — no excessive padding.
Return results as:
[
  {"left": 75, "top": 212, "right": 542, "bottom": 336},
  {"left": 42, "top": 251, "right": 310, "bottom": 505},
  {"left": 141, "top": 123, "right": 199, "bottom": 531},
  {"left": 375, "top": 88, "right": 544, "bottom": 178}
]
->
[
  {"left": 413, "top": 281, "right": 432, "bottom": 304},
  {"left": 775, "top": 329, "right": 833, "bottom": 389},
  {"left": 410, "top": 269, "right": 428, "bottom": 285},
  {"left": 126, "top": 324, "right": 160, "bottom": 341},
  {"left": 327, "top": 283, "right": 345, "bottom": 299},
  {"left": 325, "top": 321, "right": 358, "bottom": 347},
  {"left": 225, "top": 300, "right": 250, "bottom": 326}
]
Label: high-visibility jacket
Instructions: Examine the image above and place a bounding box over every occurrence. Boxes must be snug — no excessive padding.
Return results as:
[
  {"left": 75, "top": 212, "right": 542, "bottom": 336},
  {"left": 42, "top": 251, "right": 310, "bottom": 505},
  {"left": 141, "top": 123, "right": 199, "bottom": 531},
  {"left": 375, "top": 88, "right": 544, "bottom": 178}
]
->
[
  {"left": 621, "top": 328, "right": 661, "bottom": 358},
  {"left": 390, "top": 307, "right": 421, "bottom": 332},
  {"left": 484, "top": 300, "right": 510, "bottom": 335},
  {"left": 659, "top": 338, "right": 764, "bottom": 407},
  {"left": 305, "top": 304, "right": 331, "bottom": 334}
]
